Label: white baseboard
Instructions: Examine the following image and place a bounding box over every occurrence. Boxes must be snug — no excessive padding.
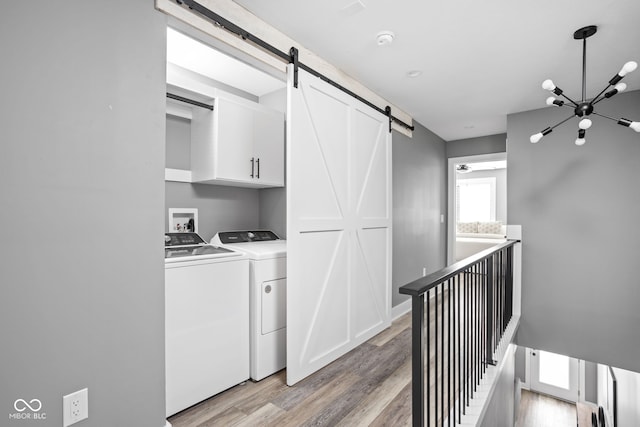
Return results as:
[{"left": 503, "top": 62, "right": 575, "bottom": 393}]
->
[{"left": 392, "top": 298, "right": 412, "bottom": 320}]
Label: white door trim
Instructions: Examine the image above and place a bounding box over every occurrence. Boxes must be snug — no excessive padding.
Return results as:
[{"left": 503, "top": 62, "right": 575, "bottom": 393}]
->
[
  {"left": 526, "top": 347, "right": 583, "bottom": 403},
  {"left": 447, "top": 152, "right": 507, "bottom": 264}
]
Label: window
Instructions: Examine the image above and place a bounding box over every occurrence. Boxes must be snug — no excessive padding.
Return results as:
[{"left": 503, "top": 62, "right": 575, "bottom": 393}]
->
[{"left": 456, "top": 177, "right": 496, "bottom": 222}]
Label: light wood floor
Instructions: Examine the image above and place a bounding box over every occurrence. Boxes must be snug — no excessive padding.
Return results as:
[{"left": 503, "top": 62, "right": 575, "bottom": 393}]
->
[
  {"left": 168, "top": 311, "right": 414, "bottom": 427},
  {"left": 516, "top": 389, "right": 576, "bottom": 427},
  {"left": 169, "top": 290, "right": 469, "bottom": 427}
]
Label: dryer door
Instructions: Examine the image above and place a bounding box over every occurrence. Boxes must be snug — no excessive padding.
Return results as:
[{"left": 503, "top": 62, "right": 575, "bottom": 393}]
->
[{"left": 262, "top": 278, "right": 286, "bottom": 334}]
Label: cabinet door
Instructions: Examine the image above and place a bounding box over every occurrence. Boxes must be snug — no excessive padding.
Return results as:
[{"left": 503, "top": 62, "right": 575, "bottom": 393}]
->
[
  {"left": 214, "top": 97, "right": 255, "bottom": 183},
  {"left": 253, "top": 107, "right": 285, "bottom": 186}
]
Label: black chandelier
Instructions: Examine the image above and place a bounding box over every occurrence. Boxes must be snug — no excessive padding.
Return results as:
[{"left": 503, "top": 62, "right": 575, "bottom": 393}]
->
[{"left": 530, "top": 25, "right": 639, "bottom": 146}]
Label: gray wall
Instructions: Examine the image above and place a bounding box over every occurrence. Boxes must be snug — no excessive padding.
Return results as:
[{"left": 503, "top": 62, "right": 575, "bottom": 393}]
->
[
  {"left": 260, "top": 188, "right": 287, "bottom": 239},
  {"left": 0, "top": 2, "right": 166, "bottom": 427},
  {"left": 166, "top": 115, "right": 191, "bottom": 170},
  {"left": 447, "top": 133, "right": 507, "bottom": 158},
  {"left": 392, "top": 122, "right": 447, "bottom": 307},
  {"left": 585, "top": 360, "right": 598, "bottom": 403},
  {"left": 507, "top": 89, "right": 640, "bottom": 373},
  {"left": 165, "top": 182, "right": 260, "bottom": 241},
  {"left": 514, "top": 345, "right": 526, "bottom": 382}
]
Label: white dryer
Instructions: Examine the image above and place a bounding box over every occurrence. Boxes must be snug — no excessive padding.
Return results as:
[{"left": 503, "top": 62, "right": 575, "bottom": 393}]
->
[{"left": 212, "top": 230, "right": 286, "bottom": 381}]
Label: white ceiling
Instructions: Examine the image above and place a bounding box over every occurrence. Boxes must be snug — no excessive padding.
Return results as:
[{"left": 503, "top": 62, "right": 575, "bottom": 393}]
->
[
  {"left": 232, "top": 0, "right": 640, "bottom": 141},
  {"left": 167, "top": 28, "right": 285, "bottom": 97}
]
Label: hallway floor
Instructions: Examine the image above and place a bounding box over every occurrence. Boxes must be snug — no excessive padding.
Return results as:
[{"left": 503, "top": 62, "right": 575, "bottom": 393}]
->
[
  {"left": 168, "top": 289, "right": 483, "bottom": 426},
  {"left": 168, "top": 312, "right": 415, "bottom": 427},
  {"left": 516, "top": 389, "right": 576, "bottom": 427}
]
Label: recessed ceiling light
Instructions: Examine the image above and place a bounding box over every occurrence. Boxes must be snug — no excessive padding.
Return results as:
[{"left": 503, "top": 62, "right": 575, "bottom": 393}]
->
[
  {"left": 406, "top": 70, "right": 422, "bottom": 78},
  {"left": 376, "top": 31, "right": 395, "bottom": 46}
]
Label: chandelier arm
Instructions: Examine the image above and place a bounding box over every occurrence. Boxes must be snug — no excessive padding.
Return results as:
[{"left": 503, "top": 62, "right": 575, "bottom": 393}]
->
[
  {"left": 591, "top": 95, "right": 608, "bottom": 106},
  {"left": 559, "top": 93, "right": 579, "bottom": 107},
  {"left": 590, "top": 84, "right": 613, "bottom": 106},
  {"left": 592, "top": 112, "right": 618, "bottom": 122},
  {"left": 548, "top": 114, "right": 576, "bottom": 131}
]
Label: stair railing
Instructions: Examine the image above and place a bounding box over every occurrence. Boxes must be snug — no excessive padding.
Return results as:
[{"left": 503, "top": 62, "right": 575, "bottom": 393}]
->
[{"left": 399, "top": 240, "right": 519, "bottom": 427}]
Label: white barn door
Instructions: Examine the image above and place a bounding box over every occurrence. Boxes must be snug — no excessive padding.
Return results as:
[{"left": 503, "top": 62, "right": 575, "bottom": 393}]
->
[{"left": 286, "top": 65, "right": 392, "bottom": 385}]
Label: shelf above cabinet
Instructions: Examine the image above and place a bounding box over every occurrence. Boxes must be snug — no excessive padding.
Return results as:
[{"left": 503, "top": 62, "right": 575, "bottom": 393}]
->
[{"left": 165, "top": 168, "right": 192, "bottom": 183}]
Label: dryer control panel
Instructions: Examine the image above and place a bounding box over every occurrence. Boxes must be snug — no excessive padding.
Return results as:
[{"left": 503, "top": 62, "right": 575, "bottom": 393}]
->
[{"left": 217, "top": 230, "right": 280, "bottom": 244}]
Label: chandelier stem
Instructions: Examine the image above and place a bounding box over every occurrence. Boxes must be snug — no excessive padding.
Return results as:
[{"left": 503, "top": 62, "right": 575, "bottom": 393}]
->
[{"left": 582, "top": 37, "right": 587, "bottom": 102}]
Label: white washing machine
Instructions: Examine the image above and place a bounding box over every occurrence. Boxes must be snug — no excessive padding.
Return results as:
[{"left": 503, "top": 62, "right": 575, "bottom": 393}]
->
[
  {"left": 164, "top": 232, "right": 249, "bottom": 416},
  {"left": 211, "top": 230, "right": 286, "bottom": 381}
]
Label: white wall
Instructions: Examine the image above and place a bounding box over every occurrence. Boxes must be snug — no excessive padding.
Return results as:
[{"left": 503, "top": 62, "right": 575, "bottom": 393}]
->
[
  {"left": 599, "top": 365, "right": 640, "bottom": 427},
  {"left": 613, "top": 367, "right": 640, "bottom": 427}
]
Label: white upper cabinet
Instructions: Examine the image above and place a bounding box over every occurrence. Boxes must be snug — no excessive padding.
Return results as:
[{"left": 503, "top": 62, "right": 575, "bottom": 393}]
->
[{"left": 191, "top": 93, "right": 285, "bottom": 188}]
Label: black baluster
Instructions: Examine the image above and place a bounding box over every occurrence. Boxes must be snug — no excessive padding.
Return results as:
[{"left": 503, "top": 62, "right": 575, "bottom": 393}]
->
[
  {"left": 441, "top": 281, "right": 445, "bottom": 427},
  {"left": 427, "top": 288, "right": 430, "bottom": 427},
  {"left": 457, "top": 273, "right": 461, "bottom": 422},
  {"left": 435, "top": 284, "right": 439, "bottom": 426}
]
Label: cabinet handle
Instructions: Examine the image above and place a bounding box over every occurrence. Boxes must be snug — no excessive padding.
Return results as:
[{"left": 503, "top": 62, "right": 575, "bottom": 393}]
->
[
  {"left": 250, "top": 157, "right": 254, "bottom": 178},
  {"left": 256, "top": 158, "right": 260, "bottom": 179}
]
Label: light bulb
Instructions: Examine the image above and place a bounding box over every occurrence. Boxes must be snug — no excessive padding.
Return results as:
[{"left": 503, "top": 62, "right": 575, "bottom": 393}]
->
[
  {"left": 575, "top": 137, "right": 586, "bottom": 146},
  {"left": 630, "top": 121, "right": 640, "bottom": 132},
  {"left": 530, "top": 133, "right": 543, "bottom": 143},
  {"left": 546, "top": 96, "right": 555, "bottom": 106},
  {"left": 579, "top": 118, "right": 592, "bottom": 130},
  {"left": 619, "top": 61, "right": 638, "bottom": 76},
  {"left": 614, "top": 82, "right": 627, "bottom": 92},
  {"left": 542, "top": 79, "right": 555, "bottom": 91}
]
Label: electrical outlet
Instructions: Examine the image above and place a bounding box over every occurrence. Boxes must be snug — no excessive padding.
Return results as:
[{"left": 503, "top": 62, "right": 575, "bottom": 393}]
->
[{"left": 63, "top": 388, "right": 88, "bottom": 427}]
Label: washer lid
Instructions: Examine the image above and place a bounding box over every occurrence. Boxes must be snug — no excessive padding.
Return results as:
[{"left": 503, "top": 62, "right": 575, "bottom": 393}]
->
[
  {"left": 165, "top": 232, "right": 241, "bottom": 262},
  {"left": 164, "top": 244, "right": 237, "bottom": 260}
]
